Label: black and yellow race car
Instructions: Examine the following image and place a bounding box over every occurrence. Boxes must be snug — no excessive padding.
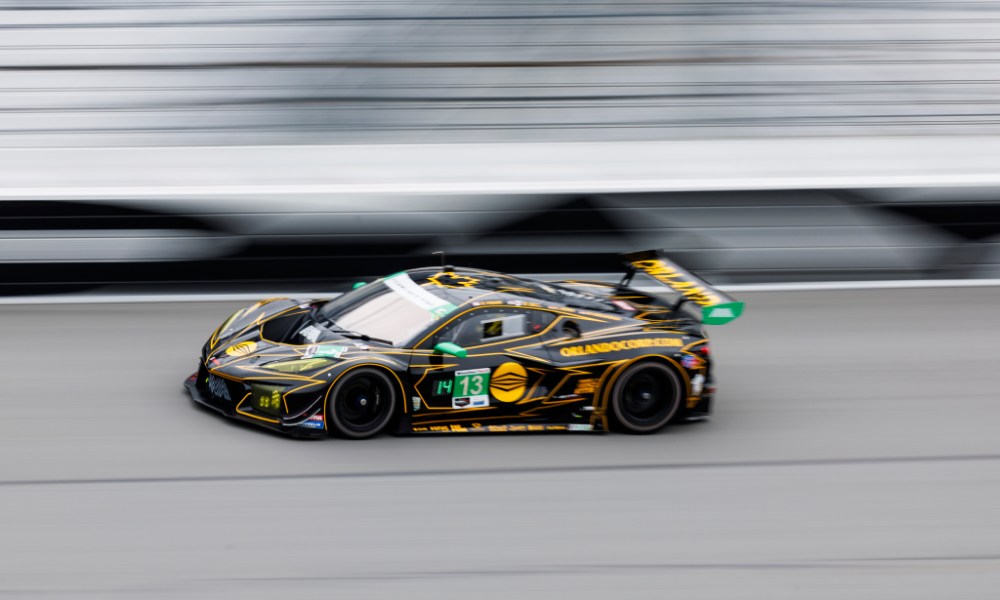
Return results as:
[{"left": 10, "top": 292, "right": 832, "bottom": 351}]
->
[{"left": 184, "top": 250, "right": 744, "bottom": 439}]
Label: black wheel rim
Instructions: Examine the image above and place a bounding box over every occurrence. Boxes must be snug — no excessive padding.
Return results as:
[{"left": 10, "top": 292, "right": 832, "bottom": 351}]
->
[
  {"left": 620, "top": 371, "right": 674, "bottom": 426},
  {"left": 336, "top": 375, "right": 390, "bottom": 432}
]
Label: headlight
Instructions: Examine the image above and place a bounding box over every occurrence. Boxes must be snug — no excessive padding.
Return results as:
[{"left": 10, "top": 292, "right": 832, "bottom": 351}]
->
[
  {"left": 251, "top": 383, "right": 285, "bottom": 416},
  {"left": 261, "top": 358, "right": 336, "bottom": 373}
]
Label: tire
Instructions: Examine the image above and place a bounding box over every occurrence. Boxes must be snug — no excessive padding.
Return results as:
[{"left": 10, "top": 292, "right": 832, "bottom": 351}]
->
[
  {"left": 610, "top": 361, "right": 683, "bottom": 434},
  {"left": 326, "top": 367, "right": 398, "bottom": 439}
]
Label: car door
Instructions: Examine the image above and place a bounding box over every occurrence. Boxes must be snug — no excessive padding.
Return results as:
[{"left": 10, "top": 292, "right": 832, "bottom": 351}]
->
[{"left": 408, "top": 307, "right": 560, "bottom": 425}]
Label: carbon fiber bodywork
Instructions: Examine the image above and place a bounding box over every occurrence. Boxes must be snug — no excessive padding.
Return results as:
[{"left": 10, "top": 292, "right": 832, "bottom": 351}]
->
[{"left": 184, "top": 264, "right": 722, "bottom": 437}]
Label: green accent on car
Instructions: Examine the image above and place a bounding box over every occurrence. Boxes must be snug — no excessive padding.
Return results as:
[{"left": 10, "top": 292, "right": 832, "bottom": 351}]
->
[
  {"left": 313, "top": 345, "right": 347, "bottom": 359},
  {"left": 433, "top": 342, "right": 468, "bottom": 358},
  {"left": 263, "top": 358, "right": 336, "bottom": 373},
  {"left": 434, "top": 379, "right": 454, "bottom": 395},
  {"left": 701, "top": 301, "right": 745, "bottom": 325},
  {"left": 430, "top": 303, "right": 459, "bottom": 318},
  {"left": 352, "top": 281, "right": 367, "bottom": 289}
]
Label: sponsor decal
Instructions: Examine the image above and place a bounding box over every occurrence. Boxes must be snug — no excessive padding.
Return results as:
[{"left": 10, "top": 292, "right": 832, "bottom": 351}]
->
[
  {"left": 631, "top": 259, "right": 723, "bottom": 307},
  {"left": 299, "top": 325, "right": 322, "bottom": 343},
  {"left": 304, "top": 345, "right": 347, "bottom": 359},
  {"left": 427, "top": 272, "right": 480, "bottom": 288},
  {"left": 490, "top": 363, "right": 528, "bottom": 402},
  {"left": 452, "top": 396, "right": 488, "bottom": 409},
  {"left": 225, "top": 341, "right": 257, "bottom": 357},
  {"left": 207, "top": 374, "right": 232, "bottom": 401},
  {"left": 452, "top": 368, "right": 490, "bottom": 409},
  {"left": 410, "top": 423, "right": 574, "bottom": 434},
  {"left": 412, "top": 396, "right": 421, "bottom": 411},
  {"left": 300, "top": 414, "right": 325, "bottom": 429},
  {"left": 681, "top": 354, "right": 704, "bottom": 369},
  {"left": 384, "top": 272, "right": 458, "bottom": 318},
  {"left": 691, "top": 373, "right": 705, "bottom": 396},
  {"left": 573, "top": 378, "right": 598, "bottom": 395},
  {"left": 559, "top": 337, "right": 682, "bottom": 357}
]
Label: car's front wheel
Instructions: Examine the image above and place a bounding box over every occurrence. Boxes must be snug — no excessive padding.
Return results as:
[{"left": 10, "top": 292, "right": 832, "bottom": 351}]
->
[
  {"left": 610, "top": 361, "right": 683, "bottom": 434},
  {"left": 326, "top": 367, "right": 398, "bottom": 439}
]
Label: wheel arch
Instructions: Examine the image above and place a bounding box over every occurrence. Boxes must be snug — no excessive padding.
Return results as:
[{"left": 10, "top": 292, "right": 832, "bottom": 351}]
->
[
  {"left": 322, "top": 361, "right": 408, "bottom": 435},
  {"left": 596, "top": 353, "right": 691, "bottom": 430}
]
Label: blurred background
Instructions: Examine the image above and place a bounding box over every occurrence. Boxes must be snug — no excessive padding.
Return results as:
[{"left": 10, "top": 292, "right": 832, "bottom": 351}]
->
[
  {"left": 6, "top": 0, "right": 1000, "bottom": 146},
  {"left": 3, "top": 0, "right": 1000, "bottom": 295},
  {"left": 4, "top": 4, "right": 1000, "bottom": 599}
]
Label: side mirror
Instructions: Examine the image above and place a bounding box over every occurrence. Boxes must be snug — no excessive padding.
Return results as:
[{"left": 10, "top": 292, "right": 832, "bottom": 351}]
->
[
  {"left": 433, "top": 342, "right": 468, "bottom": 358},
  {"left": 562, "top": 320, "right": 581, "bottom": 339}
]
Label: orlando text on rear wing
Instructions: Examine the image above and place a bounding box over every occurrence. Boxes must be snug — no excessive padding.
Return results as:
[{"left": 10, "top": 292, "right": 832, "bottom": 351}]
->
[{"left": 620, "top": 250, "right": 745, "bottom": 325}]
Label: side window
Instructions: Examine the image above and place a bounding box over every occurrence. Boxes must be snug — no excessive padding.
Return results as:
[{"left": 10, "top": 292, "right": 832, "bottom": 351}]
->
[
  {"left": 480, "top": 314, "right": 526, "bottom": 341},
  {"left": 527, "top": 310, "right": 557, "bottom": 336},
  {"left": 437, "top": 309, "right": 556, "bottom": 347}
]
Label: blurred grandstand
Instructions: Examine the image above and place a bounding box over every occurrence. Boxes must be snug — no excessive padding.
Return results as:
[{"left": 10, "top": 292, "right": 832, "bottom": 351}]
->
[
  {"left": 4, "top": 0, "right": 1000, "bottom": 146},
  {"left": 1, "top": 1, "right": 999, "bottom": 294}
]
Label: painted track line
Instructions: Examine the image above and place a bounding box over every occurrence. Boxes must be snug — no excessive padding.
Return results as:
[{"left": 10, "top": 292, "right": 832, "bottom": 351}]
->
[
  {"left": 3, "top": 452, "right": 1000, "bottom": 488},
  {"left": 5, "top": 173, "right": 1000, "bottom": 198}
]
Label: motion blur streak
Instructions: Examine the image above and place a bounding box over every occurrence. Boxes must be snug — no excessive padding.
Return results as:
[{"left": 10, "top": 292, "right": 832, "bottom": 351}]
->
[
  {"left": 4, "top": 3, "right": 1000, "bottom": 597},
  {"left": 2, "top": 288, "right": 999, "bottom": 598},
  {"left": 4, "top": 1, "right": 1000, "bottom": 293},
  {"left": 2, "top": 1, "right": 1000, "bottom": 146}
]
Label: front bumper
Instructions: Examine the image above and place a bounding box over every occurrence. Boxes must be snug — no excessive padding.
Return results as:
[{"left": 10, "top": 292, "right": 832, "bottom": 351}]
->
[
  {"left": 184, "top": 372, "right": 327, "bottom": 438},
  {"left": 185, "top": 370, "right": 234, "bottom": 416}
]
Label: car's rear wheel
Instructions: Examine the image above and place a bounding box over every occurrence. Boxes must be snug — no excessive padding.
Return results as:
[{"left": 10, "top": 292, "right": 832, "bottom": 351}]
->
[
  {"left": 327, "top": 367, "right": 398, "bottom": 439},
  {"left": 610, "top": 361, "right": 683, "bottom": 434}
]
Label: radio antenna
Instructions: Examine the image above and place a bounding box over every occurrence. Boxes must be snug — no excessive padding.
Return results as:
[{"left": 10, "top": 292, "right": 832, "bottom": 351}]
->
[{"left": 432, "top": 250, "right": 446, "bottom": 268}]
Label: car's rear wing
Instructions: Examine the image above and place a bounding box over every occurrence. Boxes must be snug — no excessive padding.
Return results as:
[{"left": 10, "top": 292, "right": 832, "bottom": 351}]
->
[{"left": 620, "top": 250, "right": 744, "bottom": 325}]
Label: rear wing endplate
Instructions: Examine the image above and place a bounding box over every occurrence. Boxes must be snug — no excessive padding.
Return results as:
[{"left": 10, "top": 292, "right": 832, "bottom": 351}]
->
[{"left": 620, "top": 250, "right": 744, "bottom": 325}]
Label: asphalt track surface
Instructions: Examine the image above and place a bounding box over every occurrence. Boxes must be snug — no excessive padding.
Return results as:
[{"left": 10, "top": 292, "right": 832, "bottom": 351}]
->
[{"left": 2, "top": 287, "right": 1000, "bottom": 598}]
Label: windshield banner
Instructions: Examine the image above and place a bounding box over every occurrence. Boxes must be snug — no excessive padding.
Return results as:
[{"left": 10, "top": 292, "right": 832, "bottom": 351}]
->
[{"left": 384, "top": 272, "right": 458, "bottom": 318}]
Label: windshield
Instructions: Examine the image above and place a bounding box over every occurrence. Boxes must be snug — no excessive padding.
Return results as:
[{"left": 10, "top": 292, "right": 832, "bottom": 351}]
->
[{"left": 318, "top": 274, "right": 456, "bottom": 346}]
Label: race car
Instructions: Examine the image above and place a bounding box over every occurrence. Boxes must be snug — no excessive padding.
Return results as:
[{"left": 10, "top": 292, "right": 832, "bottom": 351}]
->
[{"left": 184, "top": 250, "right": 744, "bottom": 439}]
